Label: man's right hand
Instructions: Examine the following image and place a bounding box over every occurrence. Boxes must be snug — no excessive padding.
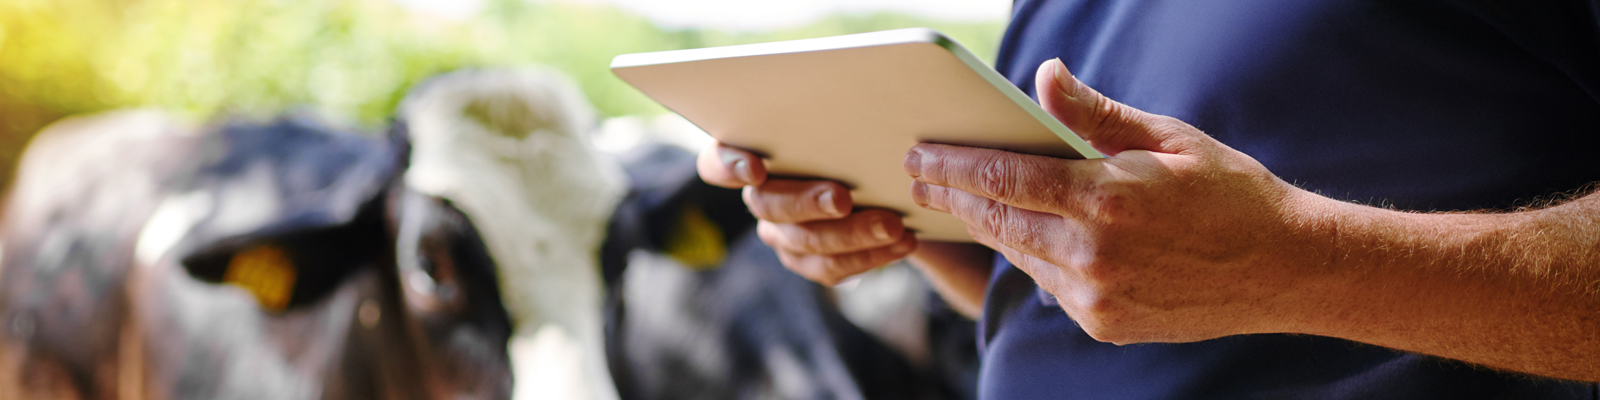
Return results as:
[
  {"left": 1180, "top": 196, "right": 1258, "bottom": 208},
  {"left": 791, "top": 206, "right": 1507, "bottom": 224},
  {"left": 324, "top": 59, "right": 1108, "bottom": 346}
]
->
[{"left": 697, "top": 144, "right": 918, "bottom": 285}]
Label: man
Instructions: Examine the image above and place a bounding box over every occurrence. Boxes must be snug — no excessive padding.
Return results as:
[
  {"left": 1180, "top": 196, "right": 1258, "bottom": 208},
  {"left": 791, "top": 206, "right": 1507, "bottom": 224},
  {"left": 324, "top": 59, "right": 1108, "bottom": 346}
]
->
[{"left": 701, "top": 0, "right": 1600, "bottom": 398}]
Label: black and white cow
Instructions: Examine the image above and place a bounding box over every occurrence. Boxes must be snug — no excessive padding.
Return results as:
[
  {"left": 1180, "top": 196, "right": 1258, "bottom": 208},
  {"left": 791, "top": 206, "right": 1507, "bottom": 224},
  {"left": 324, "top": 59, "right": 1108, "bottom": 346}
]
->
[
  {"left": 398, "top": 68, "right": 626, "bottom": 400},
  {"left": 0, "top": 68, "right": 977, "bottom": 400},
  {"left": 0, "top": 110, "right": 515, "bottom": 399},
  {"left": 396, "top": 68, "right": 982, "bottom": 400},
  {"left": 599, "top": 142, "right": 980, "bottom": 400}
]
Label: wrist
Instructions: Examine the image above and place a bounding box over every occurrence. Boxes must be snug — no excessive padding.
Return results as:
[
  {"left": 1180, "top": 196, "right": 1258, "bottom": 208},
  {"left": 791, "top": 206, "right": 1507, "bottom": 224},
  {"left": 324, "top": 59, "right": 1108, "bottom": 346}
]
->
[
  {"left": 1268, "top": 193, "right": 1517, "bottom": 339},
  {"left": 1244, "top": 186, "right": 1378, "bottom": 336}
]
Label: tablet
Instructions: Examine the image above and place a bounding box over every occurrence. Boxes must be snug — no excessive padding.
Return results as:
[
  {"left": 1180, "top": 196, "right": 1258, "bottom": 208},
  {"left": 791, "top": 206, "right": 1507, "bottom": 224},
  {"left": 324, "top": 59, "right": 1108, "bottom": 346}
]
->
[{"left": 611, "top": 28, "right": 1103, "bottom": 242}]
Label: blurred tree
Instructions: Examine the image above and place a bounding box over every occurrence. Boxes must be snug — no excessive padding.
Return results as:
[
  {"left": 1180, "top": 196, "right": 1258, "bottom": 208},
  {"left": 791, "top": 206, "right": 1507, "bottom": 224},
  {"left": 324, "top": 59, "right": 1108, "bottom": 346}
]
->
[{"left": 0, "top": 0, "right": 1003, "bottom": 193}]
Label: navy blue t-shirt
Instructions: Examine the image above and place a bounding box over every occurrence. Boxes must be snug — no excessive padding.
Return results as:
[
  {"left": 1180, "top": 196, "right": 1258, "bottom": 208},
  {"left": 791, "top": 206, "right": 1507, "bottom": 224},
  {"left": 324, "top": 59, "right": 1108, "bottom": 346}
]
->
[{"left": 980, "top": 0, "right": 1600, "bottom": 398}]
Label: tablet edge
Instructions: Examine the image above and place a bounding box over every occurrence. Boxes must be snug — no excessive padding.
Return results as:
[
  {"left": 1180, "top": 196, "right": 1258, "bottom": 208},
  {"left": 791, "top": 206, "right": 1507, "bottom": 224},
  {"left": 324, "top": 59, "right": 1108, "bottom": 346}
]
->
[
  {"left": 609, "top": 28, "right": 943, "bottom": 69},
  {"left": 933, "top": 34, "right": 1107, "bottom": 159},
  {"left": 610, "top": 28, "right": 1106, "bottom": 160}
]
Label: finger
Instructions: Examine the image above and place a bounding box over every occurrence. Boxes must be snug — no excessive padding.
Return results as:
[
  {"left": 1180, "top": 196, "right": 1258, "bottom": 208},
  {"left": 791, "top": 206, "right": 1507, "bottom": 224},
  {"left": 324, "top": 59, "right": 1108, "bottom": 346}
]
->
[
  {"left": 906, "top": 143, "right": 1104, "bottom": 215},
  {"left": 966, "top": 224, "right": 1081, "bottom": 318},
  {"left": 1035, "top": 58, "right": 1171, "bottom": 155},
  {"left": 977, "top": 230, "right": 1068, "bottom": 293},
  {"left": 776, "top": 233, "right": 918, "bottom": 286},
  {"left": 698, "top": 143, "right": 767, "bottom": 188},
  {"left": 912, "top": 181, "right": 1064, "bottom": 261},
  {"left": 743, "top": 180, "right": 851, "bottom": 223},
  {"left": 756, "top": 209, "right": 906, "bottom": 255}
]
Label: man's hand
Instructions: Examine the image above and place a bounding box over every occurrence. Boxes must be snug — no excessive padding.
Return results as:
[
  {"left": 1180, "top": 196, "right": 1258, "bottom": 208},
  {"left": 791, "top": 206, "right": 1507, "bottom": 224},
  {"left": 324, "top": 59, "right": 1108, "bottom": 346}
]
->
[
  {"left": 906, "top": 58, "right": 1338, "bottom": 343},
  {"left": 908, "top": 58, "right": 1600, "bottom": 382},
  {"left": 698, "top": 144, "right": 918, "bottom": 286},
  {"left": 698, "top": 137, "right": 994, "bottom": 319}
]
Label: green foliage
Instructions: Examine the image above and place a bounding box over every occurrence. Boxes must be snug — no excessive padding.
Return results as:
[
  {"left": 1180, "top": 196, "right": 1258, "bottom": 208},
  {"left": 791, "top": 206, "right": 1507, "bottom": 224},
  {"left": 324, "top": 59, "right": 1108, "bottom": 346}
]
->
[
  {"left": 0, "top": 0, "right": 1004, "bottom": 124},
  {"left": 0, "top": 0, "right": 1002, "bottom": 187}
]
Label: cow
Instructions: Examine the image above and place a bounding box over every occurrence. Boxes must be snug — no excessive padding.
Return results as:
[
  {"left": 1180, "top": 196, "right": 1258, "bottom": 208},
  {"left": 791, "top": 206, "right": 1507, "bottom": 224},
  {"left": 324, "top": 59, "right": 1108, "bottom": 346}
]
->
[
  {"left": 0, "top": 67, "right": 975, "bottom": 400},
  {"left": 0, "top": 110, "right": 515, "bottom": 399},
  {"left": 394, "top": 67, "right": 982, "bottom": 399},
  {"left": 598, "top": 140, "right": 981, "bottom": 400},
  {"left": 398, "top": 68, "right": 626, "bottom": 400}
]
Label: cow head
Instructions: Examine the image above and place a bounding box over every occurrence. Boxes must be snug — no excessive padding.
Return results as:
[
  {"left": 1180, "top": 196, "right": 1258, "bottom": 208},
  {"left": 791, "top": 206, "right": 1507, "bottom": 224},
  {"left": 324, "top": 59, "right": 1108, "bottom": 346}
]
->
[{"left": 0, "top": 111, "right": 515, "bottom": 399}]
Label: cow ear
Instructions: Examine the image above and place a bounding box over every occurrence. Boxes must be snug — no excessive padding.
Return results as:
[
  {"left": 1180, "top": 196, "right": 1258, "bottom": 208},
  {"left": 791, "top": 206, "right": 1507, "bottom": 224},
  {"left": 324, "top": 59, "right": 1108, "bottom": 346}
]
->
[
  {"left": 179, "top": 215, "right": 387, "bottom": 313},
  {"left": 664, "top": 202, "right": 728, "bottom": 269},
  {"left": 220, "top": 244, "right": 298, "bottom": 312},
  {"left": 182, "top": 241, "right": 298, "bottom": 312}
]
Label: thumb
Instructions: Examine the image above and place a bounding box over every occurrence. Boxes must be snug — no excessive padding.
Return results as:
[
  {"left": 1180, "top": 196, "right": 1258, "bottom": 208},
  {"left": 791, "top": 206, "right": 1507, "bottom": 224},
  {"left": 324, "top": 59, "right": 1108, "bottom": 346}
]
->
[{"left": 1035, "top": 58, "right": 1172, "bottom": 155}]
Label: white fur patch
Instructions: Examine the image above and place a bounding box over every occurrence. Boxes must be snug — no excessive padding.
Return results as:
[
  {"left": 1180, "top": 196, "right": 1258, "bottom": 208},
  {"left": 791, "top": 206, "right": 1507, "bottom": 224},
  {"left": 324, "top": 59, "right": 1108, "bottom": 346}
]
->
[{"left": 401, "top": 68, "right": 625, "bottom": 400}]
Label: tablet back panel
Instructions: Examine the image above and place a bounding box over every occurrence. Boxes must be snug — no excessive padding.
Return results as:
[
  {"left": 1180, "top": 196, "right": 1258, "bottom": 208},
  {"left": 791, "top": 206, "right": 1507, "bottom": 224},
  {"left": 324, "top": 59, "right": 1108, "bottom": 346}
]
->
[{"left": 613, "top": 29, "right": 1101, "bottom": 242}]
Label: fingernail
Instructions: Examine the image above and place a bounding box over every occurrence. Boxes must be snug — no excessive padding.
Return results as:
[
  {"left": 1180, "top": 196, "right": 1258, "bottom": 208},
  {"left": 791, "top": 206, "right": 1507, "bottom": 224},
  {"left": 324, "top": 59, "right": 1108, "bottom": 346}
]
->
[
  {"left": 818, "top": 190, "right": 841, "bottom": 216},
  {"left": 910, "top": 181, "right": 929, "bottom": 207},
  {"left": 1050, "top": 58, "right": 1077, "bottom": 100},
  {"left": 870, "top": 216, "right": 891, "bottom": 241},
  {"left": 719, "top": 147, "right": 742, "bottom": 164},
  {"left": 721, "top": 149, "right": 754, "bottom": 184},
  {"left": 903, "top": 148, "right": 922, "bottom": 177},
  {"left": 731, "top": 159, "right": 754, "bottom": 184}
]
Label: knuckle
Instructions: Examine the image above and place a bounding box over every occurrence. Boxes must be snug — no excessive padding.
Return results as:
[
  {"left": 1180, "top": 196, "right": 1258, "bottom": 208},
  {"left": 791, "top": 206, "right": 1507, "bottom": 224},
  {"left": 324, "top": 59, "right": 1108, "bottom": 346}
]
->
[
  {"left": 1094, "top": 192, "right": 1131, "bottom": 221},
  {"left": 979, "top": 200, "right": 1009, "bottom": 239},
  {"left": 977, "top": 155, "right": 1016, "bottom": 199},
  {"left": 798, "top": 227, "right": 832, "bottom": 253},
  {"left": 979, "top": 200, "right": 1004, "bottom": 236},
  {"left": 1080, "top": 296, "right": 1123, "bottom": 328},
  {"left": 1079, "top": 178, "right": 1136, "bottom": 223},
  {"left": 1080, "top": 261, "right": 1108, "bottom": 283},
  {"left": 1077, "top": 253, "right": 1120, "bottom": 284},
  {"left": 1089, "top": 96, "right": 1122, "bottom": 130}
]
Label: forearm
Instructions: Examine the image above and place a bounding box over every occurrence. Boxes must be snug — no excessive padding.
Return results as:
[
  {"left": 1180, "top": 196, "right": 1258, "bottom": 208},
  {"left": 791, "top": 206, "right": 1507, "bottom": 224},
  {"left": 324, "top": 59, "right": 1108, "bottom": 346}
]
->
[
  {"left": 1286, "top": 191, "right": 1600, "bottom": 381},
  {"left": 905, "top": 242, "right": 994, "bottom": 319}
]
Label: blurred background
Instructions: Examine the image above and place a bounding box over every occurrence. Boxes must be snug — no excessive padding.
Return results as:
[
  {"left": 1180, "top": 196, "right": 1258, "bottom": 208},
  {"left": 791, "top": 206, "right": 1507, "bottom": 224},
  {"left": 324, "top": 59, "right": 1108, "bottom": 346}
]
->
[
  {"left": 0, "top": 1, "right": 1010, "bottom": 398},
  {"left": 0, "top": 0, "right": 1007, "bottom": 187}
]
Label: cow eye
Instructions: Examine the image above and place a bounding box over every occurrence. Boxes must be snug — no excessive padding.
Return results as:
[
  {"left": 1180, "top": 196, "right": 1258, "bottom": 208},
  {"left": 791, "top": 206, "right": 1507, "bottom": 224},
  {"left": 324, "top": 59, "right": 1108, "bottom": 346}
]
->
[{"left": 407, "top": 234, "right": 463, "bottom": 309}]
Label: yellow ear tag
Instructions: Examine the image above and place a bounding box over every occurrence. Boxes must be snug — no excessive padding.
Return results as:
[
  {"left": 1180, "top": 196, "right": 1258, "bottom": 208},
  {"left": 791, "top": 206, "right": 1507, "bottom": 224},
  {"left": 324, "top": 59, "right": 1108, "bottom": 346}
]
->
[
  {"left": 223, "top": 244, "right": 296, "bottom": 312},
  {"left": 665, "top": 203, "right": 727, "bottom": 270}
]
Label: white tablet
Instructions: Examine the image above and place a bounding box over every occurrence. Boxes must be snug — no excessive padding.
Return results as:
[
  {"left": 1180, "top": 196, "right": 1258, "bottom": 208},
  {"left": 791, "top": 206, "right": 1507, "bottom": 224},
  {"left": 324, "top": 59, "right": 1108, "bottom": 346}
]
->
[{"left": 611, "top": 28, "right": 1103, "bottom": 242}]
